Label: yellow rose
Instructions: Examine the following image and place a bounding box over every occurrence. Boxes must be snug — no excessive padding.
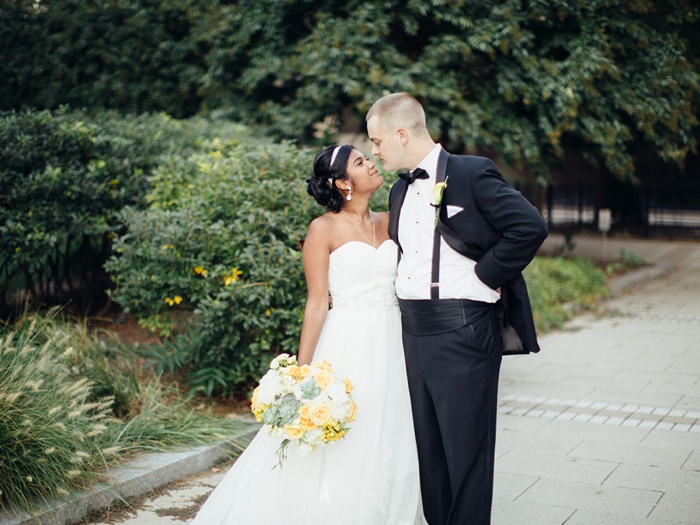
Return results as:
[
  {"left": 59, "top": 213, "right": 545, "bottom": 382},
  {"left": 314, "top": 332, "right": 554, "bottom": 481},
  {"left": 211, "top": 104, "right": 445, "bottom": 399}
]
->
[
  {"left": 299, "top": 417, "right": 316, "bottom": 431},
  {"left": 287, "top": 365, "right": 302, "bottom": 380},
  {"left": 250, "top": 388, "right": 267, "bottom": 421},
  {"left": 310, "top": 404, "right": 332, "bottom": 425},
  {"left": 315, "top": 371, "right": 332, "bottom": 390},
  {"left": 319, "top": 360, "right": 333, "bottom": 372},
  {"left": 283, "top": 424, "right": 304, "bottom": 440},
  {"left": 298, "top": 405, "right": 310, "bottom": 418},
  {"left": 347, "top": 401, "right": 357, "bottom": 422},
  {"left": 251, "top": 403, "right": 268, "bottom": 422},
  {"left": 344, "top": 378, "right": 354, "bottom": 394},
  {"left": 299, "top": 365, "right": 312, "bottom": 377}
]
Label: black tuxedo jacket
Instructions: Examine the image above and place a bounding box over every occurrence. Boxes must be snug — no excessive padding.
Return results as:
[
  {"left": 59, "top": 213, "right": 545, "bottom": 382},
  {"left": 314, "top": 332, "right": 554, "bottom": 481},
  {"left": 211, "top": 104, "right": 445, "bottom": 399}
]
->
[{"left": 388, "top": 149, "right": 548, "bottom": 353}]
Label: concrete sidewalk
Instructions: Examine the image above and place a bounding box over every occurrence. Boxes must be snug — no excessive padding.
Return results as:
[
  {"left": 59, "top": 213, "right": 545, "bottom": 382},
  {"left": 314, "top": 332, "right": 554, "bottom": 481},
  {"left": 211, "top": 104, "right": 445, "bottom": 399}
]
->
[
  {"left": 494, "top": 236, "right": 700, "bottom": 524},
  {"left": 4, "top": 236, "right": 698, "bottom": 525}
]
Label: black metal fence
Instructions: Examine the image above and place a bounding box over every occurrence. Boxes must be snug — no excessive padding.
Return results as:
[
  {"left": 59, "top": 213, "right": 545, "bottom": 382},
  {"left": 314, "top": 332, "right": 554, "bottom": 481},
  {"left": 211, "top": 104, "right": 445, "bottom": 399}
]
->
[{"left": 543, "top": 184, "right": 700, "bottom": 235}]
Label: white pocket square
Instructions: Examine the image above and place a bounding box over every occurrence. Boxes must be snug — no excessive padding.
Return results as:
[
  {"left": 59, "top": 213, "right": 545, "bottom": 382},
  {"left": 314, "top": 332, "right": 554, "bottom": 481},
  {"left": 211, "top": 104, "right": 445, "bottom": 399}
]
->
[{"left": 446, "top": 205, "right": 464, "bottom": 218}]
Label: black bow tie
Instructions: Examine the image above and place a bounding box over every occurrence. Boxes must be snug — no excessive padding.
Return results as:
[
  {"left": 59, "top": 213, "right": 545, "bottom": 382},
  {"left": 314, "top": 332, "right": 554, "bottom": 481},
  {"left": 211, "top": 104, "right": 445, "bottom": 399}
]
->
[{"left": 398, "top": 168, "right": 430, "bottom": 184}]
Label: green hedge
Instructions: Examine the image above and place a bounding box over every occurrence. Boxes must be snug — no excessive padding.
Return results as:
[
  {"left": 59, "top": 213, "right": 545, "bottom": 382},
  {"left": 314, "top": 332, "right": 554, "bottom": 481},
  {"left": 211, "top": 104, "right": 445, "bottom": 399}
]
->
[
  {"left": 106, "top": 143, "right": 316, "bottom": 395},
  {"left": 0, "top": 108, "right": 251, "bottom": 314},
  {"left": 0, "top": 107, "right": 392, "bottom": 397}
]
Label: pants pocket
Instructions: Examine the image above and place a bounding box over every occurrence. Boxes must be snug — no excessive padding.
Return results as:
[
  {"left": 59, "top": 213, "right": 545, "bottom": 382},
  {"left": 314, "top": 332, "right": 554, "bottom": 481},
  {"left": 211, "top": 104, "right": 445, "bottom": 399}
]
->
[{"left": 466, "top": 313, "right": 499, "bottom": 358}]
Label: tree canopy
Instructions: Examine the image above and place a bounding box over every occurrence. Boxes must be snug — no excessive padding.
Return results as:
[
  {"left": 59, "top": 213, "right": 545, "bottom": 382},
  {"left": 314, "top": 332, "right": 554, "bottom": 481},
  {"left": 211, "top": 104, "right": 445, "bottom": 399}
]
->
[
  {"left": 2, "top": 0, "right": 698, "bottom": 183},
  {"left": 207, "top": 0, "right": 699, "bottom": 183}
]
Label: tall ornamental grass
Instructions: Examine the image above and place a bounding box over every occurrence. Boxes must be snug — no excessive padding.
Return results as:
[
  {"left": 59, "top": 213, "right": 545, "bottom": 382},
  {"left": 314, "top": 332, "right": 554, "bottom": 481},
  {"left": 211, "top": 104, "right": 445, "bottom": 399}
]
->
[
  {"left": 0, "top": 318, "right": 117, "bottom": 510},
  {"left": 0, "top": 314, "right": 250, "bottom": 513}
]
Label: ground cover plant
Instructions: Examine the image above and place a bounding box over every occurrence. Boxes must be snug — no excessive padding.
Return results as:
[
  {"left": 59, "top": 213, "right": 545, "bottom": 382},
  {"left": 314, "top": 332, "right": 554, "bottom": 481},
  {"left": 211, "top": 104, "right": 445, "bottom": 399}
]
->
[{"left": 525, "top": 255, "right": 608, "bottom": 333}]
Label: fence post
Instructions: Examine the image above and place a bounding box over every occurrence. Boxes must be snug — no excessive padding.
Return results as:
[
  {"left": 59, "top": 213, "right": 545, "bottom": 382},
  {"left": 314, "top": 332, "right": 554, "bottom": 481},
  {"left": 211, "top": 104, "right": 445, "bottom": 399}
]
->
[
  {"left": 644, "top": 185, "right": 651, "bottom": 238},
  {"left": 578, "top": 180, "right": 584, "bottom": 228},
  {"left": 598, "top": 208, "right": 611, "bottom": 260}
]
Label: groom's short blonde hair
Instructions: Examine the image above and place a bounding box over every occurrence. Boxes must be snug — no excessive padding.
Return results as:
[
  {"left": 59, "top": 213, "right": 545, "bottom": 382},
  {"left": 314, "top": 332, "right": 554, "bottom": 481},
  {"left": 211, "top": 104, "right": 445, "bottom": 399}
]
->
[{"left": 365, "top": 93, "right": 431, "bottom": 139}]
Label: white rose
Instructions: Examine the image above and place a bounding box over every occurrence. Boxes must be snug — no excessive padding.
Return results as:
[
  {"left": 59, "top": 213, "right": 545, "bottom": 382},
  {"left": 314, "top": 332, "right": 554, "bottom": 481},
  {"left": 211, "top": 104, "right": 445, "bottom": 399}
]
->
[
  {"left": 324, "top": 383, "right": 345, "bottom": 401},
  {"left": 256, "top": 382, "right": 277, "bottom": 405}
]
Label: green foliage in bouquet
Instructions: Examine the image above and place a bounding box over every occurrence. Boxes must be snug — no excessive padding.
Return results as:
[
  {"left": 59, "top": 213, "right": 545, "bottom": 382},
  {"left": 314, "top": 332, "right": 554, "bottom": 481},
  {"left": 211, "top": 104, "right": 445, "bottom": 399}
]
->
[
  {"left": 525, "top": 256, "right": 607, "bottom": 332},
  {"left": 106, "top": 142, "right": 328, "bottom": 395}
]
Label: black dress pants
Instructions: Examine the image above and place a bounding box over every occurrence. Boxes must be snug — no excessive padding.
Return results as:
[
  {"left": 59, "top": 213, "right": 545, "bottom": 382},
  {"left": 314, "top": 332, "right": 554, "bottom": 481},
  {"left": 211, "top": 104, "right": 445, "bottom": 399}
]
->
[{"left": 402, "top": 309, "right": 503, "bottom": 525}]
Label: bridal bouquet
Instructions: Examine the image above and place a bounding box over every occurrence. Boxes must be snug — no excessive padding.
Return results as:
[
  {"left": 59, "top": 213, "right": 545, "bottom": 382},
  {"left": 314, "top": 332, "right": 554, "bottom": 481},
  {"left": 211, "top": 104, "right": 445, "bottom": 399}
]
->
[{"left": 251, "top": 354, "right": 357, "bottom": 468}]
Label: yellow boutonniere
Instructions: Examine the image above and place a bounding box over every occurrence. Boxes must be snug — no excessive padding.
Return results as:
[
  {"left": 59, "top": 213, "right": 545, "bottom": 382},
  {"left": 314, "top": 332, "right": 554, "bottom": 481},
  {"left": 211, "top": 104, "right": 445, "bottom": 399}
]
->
[
  {"left": 431, "top": 181, "right": 447, "bottom": 207},
  {"left": 431, "top": 177, "right": 448, "bottom": 227}
]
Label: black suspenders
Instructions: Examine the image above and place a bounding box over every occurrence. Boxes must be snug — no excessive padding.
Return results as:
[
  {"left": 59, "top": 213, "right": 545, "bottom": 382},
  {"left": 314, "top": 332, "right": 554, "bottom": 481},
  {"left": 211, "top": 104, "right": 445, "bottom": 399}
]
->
[{"left": 429, "top": 168, "right": 447, "bottom": 300}]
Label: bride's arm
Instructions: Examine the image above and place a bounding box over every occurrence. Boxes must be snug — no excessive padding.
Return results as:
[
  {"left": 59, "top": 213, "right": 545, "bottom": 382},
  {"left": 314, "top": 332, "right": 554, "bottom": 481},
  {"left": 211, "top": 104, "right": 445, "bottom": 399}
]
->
[{"left": 297, "top": 218, "right": 332, "bottom": 366}]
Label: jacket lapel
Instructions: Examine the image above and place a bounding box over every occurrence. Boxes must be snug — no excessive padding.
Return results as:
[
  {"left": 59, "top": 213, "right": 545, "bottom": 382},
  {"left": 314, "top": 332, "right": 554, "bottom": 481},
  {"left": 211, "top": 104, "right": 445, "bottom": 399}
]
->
[
  {"left": 388, "top": 180, "right": 408, "bottom": 247},
  {"left": 436, "top": 148, "right": 449, "bottom": 184}
]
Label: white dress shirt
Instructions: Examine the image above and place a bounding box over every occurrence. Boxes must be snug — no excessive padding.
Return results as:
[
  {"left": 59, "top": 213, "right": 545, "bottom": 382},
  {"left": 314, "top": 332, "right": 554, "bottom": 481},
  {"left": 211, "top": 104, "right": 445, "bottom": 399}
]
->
[{"left": 395, "top": 144, "right": 501, "bottom": 303}]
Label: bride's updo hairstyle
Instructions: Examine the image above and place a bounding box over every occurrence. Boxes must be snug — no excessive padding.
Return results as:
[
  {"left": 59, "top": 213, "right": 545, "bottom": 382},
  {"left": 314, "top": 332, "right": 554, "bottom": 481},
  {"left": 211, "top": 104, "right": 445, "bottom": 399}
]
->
[{"left": 307, "top": 144, "right": 353, "bottom": 213}]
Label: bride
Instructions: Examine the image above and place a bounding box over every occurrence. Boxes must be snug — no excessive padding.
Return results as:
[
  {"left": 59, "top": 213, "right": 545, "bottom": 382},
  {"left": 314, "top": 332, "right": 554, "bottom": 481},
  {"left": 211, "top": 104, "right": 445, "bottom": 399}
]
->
[{"left": 190, "top": 144, "right": 424, "bottom": 525}]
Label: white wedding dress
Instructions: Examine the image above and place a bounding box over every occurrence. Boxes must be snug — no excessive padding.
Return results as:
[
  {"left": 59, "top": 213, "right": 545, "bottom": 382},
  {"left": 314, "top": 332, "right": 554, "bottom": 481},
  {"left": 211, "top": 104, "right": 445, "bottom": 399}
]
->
[{"left": 191, "top": 240, "right": 425, "bottom": 525}]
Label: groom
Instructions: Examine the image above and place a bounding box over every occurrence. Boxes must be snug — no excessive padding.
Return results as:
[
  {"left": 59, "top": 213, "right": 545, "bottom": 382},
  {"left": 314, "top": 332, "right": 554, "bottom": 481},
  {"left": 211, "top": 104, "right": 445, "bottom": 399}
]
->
[{"left": 366, "top": 93, "right": 547, "bottom": 525}]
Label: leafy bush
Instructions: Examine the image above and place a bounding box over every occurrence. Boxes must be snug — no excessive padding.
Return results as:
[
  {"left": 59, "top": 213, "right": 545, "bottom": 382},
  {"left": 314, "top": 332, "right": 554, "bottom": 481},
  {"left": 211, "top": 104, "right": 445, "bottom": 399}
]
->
[
  {"left": 106, "top": 142, "right": 319, "bottom": 395},
  {"left": 0, "top": 108, "right": 252, "bottom": 315},
  {"left": 525, "top": 256, "right": 608, "bottom": 333},
  {"left": 0, "top": 313, "right": 249, "bottom": 513},
  {"left": 0, "top": 0, "right": 221, "bottom": 117}
]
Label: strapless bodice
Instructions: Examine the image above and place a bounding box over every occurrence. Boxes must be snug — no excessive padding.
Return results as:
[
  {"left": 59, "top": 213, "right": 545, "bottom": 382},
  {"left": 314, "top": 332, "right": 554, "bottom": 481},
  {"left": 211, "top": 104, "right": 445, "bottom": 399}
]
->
[{"left": 328, "top": 240, "right": 398, "bottom": 310}]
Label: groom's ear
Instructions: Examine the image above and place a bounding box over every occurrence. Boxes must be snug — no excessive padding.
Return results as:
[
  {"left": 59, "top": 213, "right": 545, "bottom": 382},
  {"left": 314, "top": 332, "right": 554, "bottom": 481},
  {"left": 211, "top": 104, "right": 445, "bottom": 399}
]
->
[{"left": 397, "top": 128, "right": 409, "bottom": 146}]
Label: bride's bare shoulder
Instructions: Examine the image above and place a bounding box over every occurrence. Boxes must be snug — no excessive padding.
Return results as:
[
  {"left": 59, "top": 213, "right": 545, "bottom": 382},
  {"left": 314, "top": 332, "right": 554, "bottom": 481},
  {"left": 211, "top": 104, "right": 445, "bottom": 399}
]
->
[{"left": 306, "top": 212, "right": 341, "bottom": 243}]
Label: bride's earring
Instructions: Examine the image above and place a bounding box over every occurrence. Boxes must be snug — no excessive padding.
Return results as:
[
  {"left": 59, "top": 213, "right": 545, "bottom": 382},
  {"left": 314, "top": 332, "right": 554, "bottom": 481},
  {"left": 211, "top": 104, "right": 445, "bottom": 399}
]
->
[{"left": 346, "top": 187, "right": 352, "bottom": 201}]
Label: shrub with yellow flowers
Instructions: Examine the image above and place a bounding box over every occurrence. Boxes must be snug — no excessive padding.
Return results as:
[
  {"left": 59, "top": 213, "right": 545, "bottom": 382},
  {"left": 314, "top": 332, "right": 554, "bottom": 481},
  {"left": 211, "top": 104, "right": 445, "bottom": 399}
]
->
[{"left": 106, "top": 139, "right": 390, "bottom": 396}]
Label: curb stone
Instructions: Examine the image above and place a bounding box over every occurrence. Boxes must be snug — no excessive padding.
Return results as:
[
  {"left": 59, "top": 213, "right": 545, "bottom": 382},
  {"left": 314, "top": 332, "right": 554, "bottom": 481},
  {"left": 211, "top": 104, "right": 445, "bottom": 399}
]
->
[{"left": 0, "top": 422, "right": 261, "bottom": 525}]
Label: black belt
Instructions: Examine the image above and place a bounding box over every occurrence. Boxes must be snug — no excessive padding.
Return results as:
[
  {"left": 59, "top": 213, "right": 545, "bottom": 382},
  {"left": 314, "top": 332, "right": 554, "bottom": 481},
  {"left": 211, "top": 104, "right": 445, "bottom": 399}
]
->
[{"left": 398, "top": 298, "right": 493, "bottom": 336}]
